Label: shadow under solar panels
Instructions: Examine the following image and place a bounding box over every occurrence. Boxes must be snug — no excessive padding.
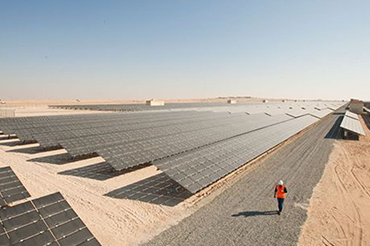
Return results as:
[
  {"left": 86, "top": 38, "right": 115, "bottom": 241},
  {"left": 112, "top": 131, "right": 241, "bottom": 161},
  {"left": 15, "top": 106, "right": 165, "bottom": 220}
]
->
[
  {"left": 58, "top": 162, "right": 150, "bottom": 181},
  {"left": 58, "top": 162, "right": 118, "bottom": 180},
  {"left": 105, "top": 172, "right": 192, "bottom": 206},
  {"left": 27, "top": 152, "right": 95, "bottom": 166},
  {"left": 0, "top": 192, "right": 101, "bottom": 246},
  {"left": 6, "top": 145, "right": 50, "bottom": 155},
  {"left": 0, "top": 167, "right": 30, "bottom": 207}
]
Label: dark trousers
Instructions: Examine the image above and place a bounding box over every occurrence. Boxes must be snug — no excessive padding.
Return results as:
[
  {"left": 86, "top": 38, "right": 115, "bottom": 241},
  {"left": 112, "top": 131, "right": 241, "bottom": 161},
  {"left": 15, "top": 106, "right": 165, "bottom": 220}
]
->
[{"left": 277, "top": 198, "right": 285, "bottom": 212}]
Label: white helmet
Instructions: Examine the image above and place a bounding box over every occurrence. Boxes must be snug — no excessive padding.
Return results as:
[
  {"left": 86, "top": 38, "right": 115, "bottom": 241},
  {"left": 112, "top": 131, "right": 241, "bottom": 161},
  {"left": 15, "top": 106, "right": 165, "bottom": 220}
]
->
[{"left": 278, "top": 180, "right": 284, "bottom": 185}]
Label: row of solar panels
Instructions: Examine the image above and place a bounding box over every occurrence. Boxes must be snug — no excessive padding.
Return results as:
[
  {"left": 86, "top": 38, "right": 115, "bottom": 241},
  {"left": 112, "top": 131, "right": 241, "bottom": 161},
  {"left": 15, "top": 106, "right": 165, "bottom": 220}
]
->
[
  {"left": 0, "top": 102, "right": 341, "bottom": 144},
  {"left": 0, "top": 108, "right": 333, "bottom": 173},
  {"left": 340, "top": 110, "right": 366, "bottom": 136},
  {"left": 176, "top": 102, "right": 343, "bottom": 115},
  {"left": 50, "top": 102, "right": 233, "bottom": 111},
  {"left": 0, "top": 166, "right": 101, "bottom": 246},
  {"left": 0, "top": 102, "right": 342, "bottom": 137},
  {"left": 154, "top": 115, "right": 319, "bottom": 193},
  {"left": 50, "top": 101, "right": 345, "bottom": 113}
]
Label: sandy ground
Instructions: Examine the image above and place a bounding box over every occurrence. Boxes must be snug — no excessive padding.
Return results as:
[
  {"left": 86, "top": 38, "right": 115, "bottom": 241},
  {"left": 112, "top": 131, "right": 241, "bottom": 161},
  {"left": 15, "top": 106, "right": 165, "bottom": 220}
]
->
[{"left": 298, "top": 115, "right": 370, "bottom": 246}]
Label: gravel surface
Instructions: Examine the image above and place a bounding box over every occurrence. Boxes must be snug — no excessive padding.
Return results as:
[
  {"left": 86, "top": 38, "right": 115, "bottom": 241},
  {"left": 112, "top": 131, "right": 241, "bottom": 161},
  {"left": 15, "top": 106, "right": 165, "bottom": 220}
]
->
[{"left": 143, "top": 114, "right": 340, "bottom": 246}]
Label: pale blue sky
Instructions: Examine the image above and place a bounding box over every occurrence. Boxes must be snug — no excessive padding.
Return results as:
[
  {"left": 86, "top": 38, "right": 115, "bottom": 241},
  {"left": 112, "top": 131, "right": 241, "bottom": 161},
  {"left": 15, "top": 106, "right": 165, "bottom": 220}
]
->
[{"left": 1, "top": 1, "right": 369, "bottom": 101}]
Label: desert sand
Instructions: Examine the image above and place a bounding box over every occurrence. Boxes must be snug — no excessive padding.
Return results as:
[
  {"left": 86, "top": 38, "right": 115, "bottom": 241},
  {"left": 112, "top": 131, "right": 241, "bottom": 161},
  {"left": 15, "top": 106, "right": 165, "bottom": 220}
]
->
[{"left": 298, "top": 116, "right": 370, "bottom": 245}]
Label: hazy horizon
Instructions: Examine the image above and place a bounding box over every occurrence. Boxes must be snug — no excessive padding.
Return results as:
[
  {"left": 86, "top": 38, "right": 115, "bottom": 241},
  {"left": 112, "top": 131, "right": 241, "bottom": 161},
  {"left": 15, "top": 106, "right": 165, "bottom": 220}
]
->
[{"left": 1, "top": 1, "right": 369, "bottom": 101}]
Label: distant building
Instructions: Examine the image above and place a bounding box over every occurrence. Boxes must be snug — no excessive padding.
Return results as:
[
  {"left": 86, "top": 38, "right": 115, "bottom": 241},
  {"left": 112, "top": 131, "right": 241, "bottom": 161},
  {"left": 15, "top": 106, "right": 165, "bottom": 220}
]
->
[
  {"left": 146, "top": 99, "right": 165, "bottom": 106},
  {"left": 227, "top": 99, "right": 237, "bottom": 104},
  {"left": 262, "top": 100, "right": 268, "bottom": 103},
  {"left": 349, "top": 99, "right": 364, "bottom": 114}
]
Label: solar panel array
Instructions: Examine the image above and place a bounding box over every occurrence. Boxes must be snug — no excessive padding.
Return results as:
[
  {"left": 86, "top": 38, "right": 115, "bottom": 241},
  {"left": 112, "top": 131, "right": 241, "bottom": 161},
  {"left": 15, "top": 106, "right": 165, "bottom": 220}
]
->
[
  {"left": 154, "top": 115, "right": 318, "bottom": 193},
  {"left": 95, "top": 113, "right": 292, "bottom": 171},
  {"left": 49, "top": 101, "right": 345, "bottom": 113},
  {"left": 0, "top": 192, "right": 101, "bottom": 246},
  {"left": 1, "top": 111, "right": 206, "bottom": 141},
  {"left": 50, "top": 102, "right": 232, "bottom": 112},
  {"left": 57, "top": 112, "right": 263, "bottom": 157},
  {"left": 340, "top": 111, "right": 365, "bottom": 136},
  {"left": 30, "top": 111, "right": 218, "bottom": 148},
  {"left": 0, "top": 167, "right": 30, "bottom": 207},
  {"left": 0, "top": 101, "right": 345, "bottom": 195}
]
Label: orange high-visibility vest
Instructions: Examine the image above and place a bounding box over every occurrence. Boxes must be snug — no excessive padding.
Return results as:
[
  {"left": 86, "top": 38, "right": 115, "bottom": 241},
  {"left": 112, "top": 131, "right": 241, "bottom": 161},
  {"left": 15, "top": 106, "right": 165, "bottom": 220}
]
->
[{"left": 276, "top": 185, "right": 286, "bottom": 199}]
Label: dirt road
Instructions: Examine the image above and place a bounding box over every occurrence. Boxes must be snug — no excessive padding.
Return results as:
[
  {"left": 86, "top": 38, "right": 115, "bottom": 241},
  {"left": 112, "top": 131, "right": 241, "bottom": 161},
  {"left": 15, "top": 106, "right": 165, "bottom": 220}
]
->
[{"left": 143, "top": 114, "right": 340, "bottom": 246}]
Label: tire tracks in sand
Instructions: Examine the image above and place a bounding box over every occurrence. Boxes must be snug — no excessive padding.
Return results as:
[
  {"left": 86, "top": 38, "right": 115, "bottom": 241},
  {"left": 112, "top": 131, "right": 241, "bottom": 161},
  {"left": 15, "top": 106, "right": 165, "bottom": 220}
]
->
[{"left": 298, "top": 115, "right": 370, "bottom": 246}]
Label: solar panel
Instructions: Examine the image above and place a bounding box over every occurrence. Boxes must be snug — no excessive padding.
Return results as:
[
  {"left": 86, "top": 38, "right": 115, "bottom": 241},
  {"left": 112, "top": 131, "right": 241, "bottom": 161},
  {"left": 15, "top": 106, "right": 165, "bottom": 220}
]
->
[
  {"left": 0, "top": 167, "right": 30, "bottom": 207},
  {"left": 340, "top": 115, "right": 365, "bottom": 136},
  {"left": 285, "top": 110, "right": 310, "bottom": 118},
  {"left": 308, "top": 108, "right": 332, "bottom": 119},
  {"left": 153, "top": 115, "right": 319, "bottom": 193},
  {"left": 0, "top": 192, "right": 101, "bottom": 246},
  {"left": 344, "top": 110, "right": 360, "bottom": 120},
  {"left": 314, "top": 106, "right": 327, "bottom": 110}
]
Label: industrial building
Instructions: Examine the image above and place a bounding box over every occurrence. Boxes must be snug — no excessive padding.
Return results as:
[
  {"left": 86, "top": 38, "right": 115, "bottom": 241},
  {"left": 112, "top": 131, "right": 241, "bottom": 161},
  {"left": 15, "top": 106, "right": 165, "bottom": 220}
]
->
[{"left": 146, "top": 99, "right": 165, "bottom": 106}]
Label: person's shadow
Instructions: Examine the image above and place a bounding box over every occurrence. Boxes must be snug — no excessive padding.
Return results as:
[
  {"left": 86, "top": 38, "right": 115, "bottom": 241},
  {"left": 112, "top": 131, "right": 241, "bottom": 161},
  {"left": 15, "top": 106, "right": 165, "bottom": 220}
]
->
[{"left": 232, "top": 210, "right": 277, "bottom": 217}]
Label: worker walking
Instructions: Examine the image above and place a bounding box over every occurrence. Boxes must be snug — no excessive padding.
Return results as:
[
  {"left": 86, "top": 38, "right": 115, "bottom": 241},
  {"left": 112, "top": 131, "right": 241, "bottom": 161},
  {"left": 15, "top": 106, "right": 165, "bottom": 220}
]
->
[{"left": 274, "top": 180, "right": 287, "bottom": 215}]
